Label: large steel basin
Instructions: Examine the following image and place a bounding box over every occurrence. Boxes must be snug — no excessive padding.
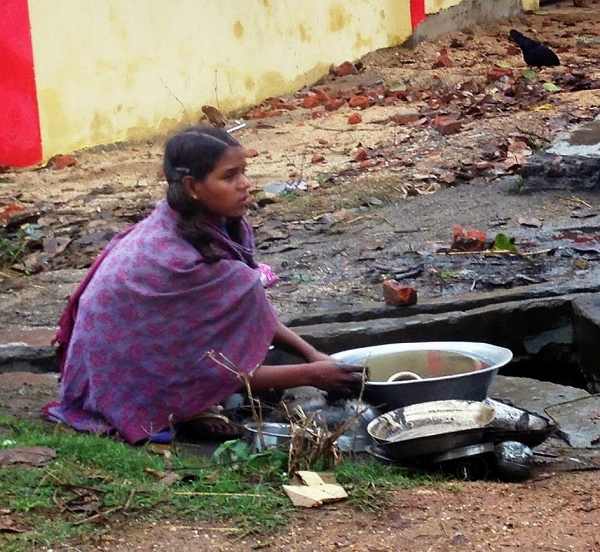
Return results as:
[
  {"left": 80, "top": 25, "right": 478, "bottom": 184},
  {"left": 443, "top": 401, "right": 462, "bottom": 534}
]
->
[{"left": 332, "top": 341, "right": 513, "bottom": 411}]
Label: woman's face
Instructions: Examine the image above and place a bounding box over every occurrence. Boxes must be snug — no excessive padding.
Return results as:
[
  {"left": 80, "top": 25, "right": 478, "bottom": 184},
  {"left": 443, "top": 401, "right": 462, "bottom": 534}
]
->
[{"left": 187, "top": 146, "right": 253, "bottom": 218}]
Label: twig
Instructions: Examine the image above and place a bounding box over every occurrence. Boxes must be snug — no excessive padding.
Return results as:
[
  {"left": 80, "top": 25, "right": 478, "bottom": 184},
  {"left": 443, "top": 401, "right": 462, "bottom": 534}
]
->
[
  {"left": 124, "top": 488, "right": 136, "bottom": 511},
  {"left": 308, "top": 123, "right": 384, "bottom": 132},
  {"left": 172, "top": 491, "right": 264, "bottom": 497},
  {"left": 205, "top": 350, "right": 264, "bottom": 449},
  {"left": 569, "top": 196, "right": 592, "bottom": 208},
  {"left": 71, "top": 506, "right": 123, "bottom": 526}
]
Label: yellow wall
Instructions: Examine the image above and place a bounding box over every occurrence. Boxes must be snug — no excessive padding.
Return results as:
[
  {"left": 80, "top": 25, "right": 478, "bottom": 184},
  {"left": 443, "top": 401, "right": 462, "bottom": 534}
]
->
[
  {"left": 521, "top": 0, "right": 540, "bottom": 10},
  {"left": 28, "top": 0, "right": 412, "bottom": 160},
  {"left": 425, "top": 0, "right": 463, "bottom": 14},
  {"left": 426, "top": 0, "right": 538, "bottom": 14}
]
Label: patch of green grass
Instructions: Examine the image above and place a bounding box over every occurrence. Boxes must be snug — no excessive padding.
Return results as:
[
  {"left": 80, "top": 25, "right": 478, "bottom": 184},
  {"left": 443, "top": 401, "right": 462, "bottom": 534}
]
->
[
  {"left": 0, "top": 416, "right": 432, "bottom": 551},
  {"left": 335, "top": 459, "right": 438, "bottom": 512},
  {"left": 0, "top": 230, "right": 27, "bottom": 268}
]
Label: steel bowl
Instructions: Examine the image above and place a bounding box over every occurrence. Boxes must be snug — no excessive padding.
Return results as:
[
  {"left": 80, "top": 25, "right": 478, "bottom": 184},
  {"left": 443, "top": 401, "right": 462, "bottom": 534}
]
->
[
  {"left": 243, "top": 422, "right": 292, "bottom": 451},
  {"left": 332, "top": 342, "right": 513, "bottom": 411},
  {"left": 366, "top": 399, "right": 496, "bottom": 460}
]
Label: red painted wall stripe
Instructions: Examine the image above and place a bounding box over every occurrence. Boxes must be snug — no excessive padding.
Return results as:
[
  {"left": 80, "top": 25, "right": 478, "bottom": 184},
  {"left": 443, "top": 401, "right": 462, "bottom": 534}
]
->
[
  {"left": 410, "top": 0, "right": 426, "bottom": 29},
  {"left": 0, "top": 0, "right": 42, "bottom": 167}
]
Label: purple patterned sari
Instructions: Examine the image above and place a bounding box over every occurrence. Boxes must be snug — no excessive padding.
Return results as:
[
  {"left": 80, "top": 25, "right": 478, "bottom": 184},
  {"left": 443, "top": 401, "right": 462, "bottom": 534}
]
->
[{"left": 44, "top": 200, "right": 278, "bottom": 443}]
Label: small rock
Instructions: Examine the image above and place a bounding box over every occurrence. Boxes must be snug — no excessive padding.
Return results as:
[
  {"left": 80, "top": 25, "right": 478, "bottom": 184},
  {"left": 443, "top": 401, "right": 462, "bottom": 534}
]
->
[
  {"left": 311, "top": 154, "right": 326, "bottom": 164},
  {"left": 318, "top": 139, "right": 329, "bottom": 146},
  {"left": 303, "top": 94, "right": 321, "bottom": 109},
  {"left": 348, "top": 113, "right": 362, "bottom": 125},
  {"left": 359, "top": 159, "right": 377, "bottom": 169},
  {"left": 383, "top": 280, "right": 418, "bottom": 306},
  {"left": 517, "top": 216, "right": 543, "bottom": 228},
  {"left": 48, "top": 154, "right": 77, "bottom": 170},
  {"left": 325, "top": 98, "right": 345, "bottom": 111},
  {"left": 348, "top": 95, "right": 370, "bottom": 110},
  {"left": 452, "top": 225, "right": 487, "bottom": 252},
  {"left": 333, "top": 61, "right": 356, "bottom": 77},
  {"left": 432, "top": 48, "right": 453, "bottom": 69},
  {"left": 354, "top": 148, "right": 369, "bottom": 162},
  {"left": 487, "top": 66, "right": 514, "bottom": 82},
  {"left": 254, "top": 191, "right": 279, "bottom": 206},
  {"left": 432, "top": 115, "right": 462, "bottom": 136},
  {"left": 391, "top": 110, "right": 420, "bottom": 125},
  {"left": 450, "top": 533, "right": 468, "bottom": 546},
  {"left": 245, "top": 148, "right": 259, "bottom": 158}
]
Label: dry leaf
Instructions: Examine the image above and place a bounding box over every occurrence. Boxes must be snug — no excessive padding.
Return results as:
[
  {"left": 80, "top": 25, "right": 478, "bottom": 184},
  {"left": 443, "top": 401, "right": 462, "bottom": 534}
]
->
[
  {"left": 517, "top": 216, "right": 543, "bottom": 228},
  {"left": 0, "top": 447, "right": 56, "bottom": 468}
]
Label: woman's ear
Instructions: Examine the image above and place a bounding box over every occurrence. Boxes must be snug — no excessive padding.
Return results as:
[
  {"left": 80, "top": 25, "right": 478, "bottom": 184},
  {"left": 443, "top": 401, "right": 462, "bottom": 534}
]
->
[{"left": 182, "top": 176, "right": 199, "bottom": 200}]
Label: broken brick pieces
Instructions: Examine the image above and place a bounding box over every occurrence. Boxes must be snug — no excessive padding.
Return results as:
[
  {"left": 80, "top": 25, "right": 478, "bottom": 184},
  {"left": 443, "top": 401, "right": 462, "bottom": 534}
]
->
[
  {"left": 333, "top": 61, "right": 357, "bottom": 77},
  {"left": 348, "top": 113, "right": 362, "bottom": 125},
  {"left": 432, "top": 48, "right": 453, "bottom": 69},
  {"left": 383, "top": 280, "right": 418, "bottom": 306},
  {"left": 487, "top": 66, "right": 514, "bottom": 82},
  {"left": 354, "top": 148, "right": 369, "bottom": 162},
  {"left": 432, "top": 115, "right": 462, "bottom": 136},
  {"left": 451, "top": 225, "right": 487, "bottom": 252},
  {"left": 48, "top": 154, "right": 77, "bottom": 170},
  {"left": 303, "top": 94, "right": 322, "bottom": 109}
]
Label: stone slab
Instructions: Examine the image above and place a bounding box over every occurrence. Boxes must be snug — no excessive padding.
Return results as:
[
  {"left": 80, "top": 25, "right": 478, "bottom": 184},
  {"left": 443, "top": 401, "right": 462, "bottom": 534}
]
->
[
  {"left": 0, "top": 327, "right": 57, "bottom": 373},
  {"left": 489, "top": 375, "right": 590, "bottom": 418},
  {"left": 520, "top": 117, "right": 600, "bottom": 192},
  {"left": 490, "top": 375, "right": 594, "bottom": 448},
  {"left": 572, "top": 294, "right": 600, "bottom": 392}
]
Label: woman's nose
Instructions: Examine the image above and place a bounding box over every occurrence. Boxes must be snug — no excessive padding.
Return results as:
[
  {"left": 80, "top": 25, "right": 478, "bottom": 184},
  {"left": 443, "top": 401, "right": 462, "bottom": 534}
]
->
[{"left": 239, "top": 174, "right": 253, "bottom": 191}]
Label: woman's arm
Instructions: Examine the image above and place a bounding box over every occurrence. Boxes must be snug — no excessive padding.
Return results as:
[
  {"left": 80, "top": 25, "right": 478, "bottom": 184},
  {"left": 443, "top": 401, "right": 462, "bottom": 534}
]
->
[
  {"left": 250, "top": 360, "right": 363, "bottom": 393},
  {"left": 272, "top": 319, "right": 329, "bottom": 362}
]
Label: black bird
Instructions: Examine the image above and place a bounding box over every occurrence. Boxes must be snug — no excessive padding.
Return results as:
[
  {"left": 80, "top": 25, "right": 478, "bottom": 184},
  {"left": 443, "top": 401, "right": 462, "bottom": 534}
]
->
[{"left": 509, "top": 29, "right": 560, "bottom": 68}]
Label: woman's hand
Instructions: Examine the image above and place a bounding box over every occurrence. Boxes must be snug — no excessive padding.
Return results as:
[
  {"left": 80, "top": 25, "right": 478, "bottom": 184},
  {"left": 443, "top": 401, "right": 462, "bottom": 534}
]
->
[{"left": 308, "top": 360, "right": 365, "bottom": 394}]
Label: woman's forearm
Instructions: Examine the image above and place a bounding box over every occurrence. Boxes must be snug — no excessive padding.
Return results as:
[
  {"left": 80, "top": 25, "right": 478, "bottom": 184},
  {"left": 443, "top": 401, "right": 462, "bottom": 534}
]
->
[{"left": 249, "top": 363, "right": 314, "bottom": 391}]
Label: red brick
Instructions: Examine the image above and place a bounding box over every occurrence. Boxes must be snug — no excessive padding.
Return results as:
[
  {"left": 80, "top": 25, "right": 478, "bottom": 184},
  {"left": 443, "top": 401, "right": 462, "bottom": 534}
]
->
[
  {"left": 48, "top": 154, "right": 77, "bottom": 170},
  {"left": 432, "top": 115, "right": 462, "bottom": 136},
  {"left": 451, "top": 225, "right": 487, "bottom": 252},
  {"left": 354, "top": 147, "right": 369, "bottom": 162},
  {"left": 302, "top": 94, "right": 321, "bottom": 109},
  {"left": 432, "top": 48, "right": 453, "bottom": 69},
  {"left": 333, "top": 61, "right": 355, "bottom": 77},
  {"left": 383, "top": 280, "right": 418, "bottom": 306},
  {"left": 348, "top": 95, "right": 370, "bottom": 109},
  {"left": 487, "top": 66, "right": 513, "bottom": 82},
  {"left": 392, "top": 111, "right": 420, "bottom": 125},
  {"left": 347, "top": 113, "right": 362, "bottom": 125}
]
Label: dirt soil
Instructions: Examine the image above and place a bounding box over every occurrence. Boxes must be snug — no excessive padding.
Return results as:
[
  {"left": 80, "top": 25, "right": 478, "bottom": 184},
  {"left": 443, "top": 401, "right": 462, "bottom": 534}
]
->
[
  {"left": 2, "top": 1, "right": 600, "bottom": 551},
  {"left": 72, "top": 472, "right": 600, "bottom": 552}
]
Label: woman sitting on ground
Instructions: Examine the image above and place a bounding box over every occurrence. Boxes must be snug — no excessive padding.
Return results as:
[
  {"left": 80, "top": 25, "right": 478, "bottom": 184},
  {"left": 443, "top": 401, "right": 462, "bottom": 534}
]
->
[{"left": 44, "top": 126, "right": 362, "bottom": 444}]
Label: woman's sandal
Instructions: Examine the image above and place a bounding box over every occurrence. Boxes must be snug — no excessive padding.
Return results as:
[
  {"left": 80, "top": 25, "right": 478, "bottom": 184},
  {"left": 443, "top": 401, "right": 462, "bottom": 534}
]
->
[{"left": 181, "top": 411, "right": 243, "bottom": 439}]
